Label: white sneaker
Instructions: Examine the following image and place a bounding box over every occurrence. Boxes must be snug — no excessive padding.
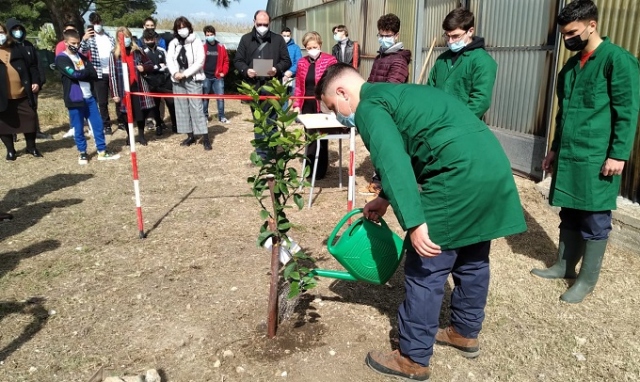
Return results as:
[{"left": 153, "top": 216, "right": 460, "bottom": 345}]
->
[
  {"left": 63, "top": 128, "right": 74, "bottom": 138},
  {"left": 219, "top": 118, "right": 230, "bottom": 124}
]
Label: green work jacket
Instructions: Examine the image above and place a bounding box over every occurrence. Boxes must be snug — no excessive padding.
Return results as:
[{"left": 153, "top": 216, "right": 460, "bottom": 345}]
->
[
  {"left": 427, "top": 46, "right": 497, "bottom": 119},
  {"left": 355, "top": 83, "right": 526, "bottom": 250},
  {"left": 550, "top": 38, "right": 640, "bottom": 211}
]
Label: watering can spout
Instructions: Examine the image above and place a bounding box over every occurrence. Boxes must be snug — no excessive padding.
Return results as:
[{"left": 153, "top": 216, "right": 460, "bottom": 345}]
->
[{"left": 311, "top": 269, "right": 359, "bottom": 282}]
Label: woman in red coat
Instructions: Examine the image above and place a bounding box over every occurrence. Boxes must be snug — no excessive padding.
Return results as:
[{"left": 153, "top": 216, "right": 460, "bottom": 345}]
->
[{"left": 292, "top": 32, "right": 337, "bottom": 180}]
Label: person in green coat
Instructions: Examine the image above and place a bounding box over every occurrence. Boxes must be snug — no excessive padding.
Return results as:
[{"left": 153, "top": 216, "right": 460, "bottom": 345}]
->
[
  {"left": 427, "top": 7, "right": 497, "bottom": 119},
  {"left": 315, "top": 63, "right": 526, "bottom": 381},
  {"left": 531, "top": 0, "right": 640, "bottom": 303}
]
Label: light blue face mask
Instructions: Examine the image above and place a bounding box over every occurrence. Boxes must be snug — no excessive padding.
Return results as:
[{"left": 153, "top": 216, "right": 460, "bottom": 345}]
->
[
  {"left": 336, "top": 96, "right": 356, "bottom": 127},
  {"left": 206, "top": 36, "right": 216, "bottom": 43},
  {"left": 124, "top": 37, "right": 132, "bottom": 47},
  {"left": 448, "top": 39, "right": 467, "bottom": 53},
  {"left": 12, "top": 29, "right": 23, "bottom": 39},
  {"left": 378, "top": 36, "right": 395, "bottom": 50}
]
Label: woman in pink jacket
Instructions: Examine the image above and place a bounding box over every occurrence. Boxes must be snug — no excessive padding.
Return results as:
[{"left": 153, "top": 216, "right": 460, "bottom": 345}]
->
[{"left": 292, "top": 32, "right": 337, "bottom": 180}]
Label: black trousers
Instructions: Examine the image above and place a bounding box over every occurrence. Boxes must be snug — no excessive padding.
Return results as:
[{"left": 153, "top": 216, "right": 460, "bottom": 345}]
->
[
  {"left": 94, "top": 77, "right": 123, "bottom": 128},
  {"left": 559, "top": 208, "right": 612, "bottom": 240},
  {"left": 152, "top": 90, "right": 176, "bottom": 129}
]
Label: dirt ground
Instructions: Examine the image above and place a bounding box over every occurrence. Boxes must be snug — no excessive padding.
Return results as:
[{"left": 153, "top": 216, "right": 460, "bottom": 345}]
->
[{"left": 1, "top": 85, "right": 639, "bottom": 382}]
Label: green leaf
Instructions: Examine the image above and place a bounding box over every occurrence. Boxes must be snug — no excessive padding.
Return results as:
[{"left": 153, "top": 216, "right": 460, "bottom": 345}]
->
[
  {"left": 287, "top": 281, "right": 301, "bottom": 299},
  {"left": 289, "top": 271, "right": 300, "bottom": 281},
  {"left": 259, "top": 210, "right": 270, "bottom": 220},
  {"left": 257, "top": 230, "right": 274, "bottom": 247},
  {"left": 293, "top": 194, "right": 304, "bottom": 210},
  {"left": 278, "top": 112, "right": 298, "bottom": 124},
  {"left": 283, "top": 261, "right": 297, "bottom": 279}
]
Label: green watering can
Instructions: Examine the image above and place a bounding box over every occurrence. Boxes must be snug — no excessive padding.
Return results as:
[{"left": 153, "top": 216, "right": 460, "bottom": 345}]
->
[{"left": 311, "top": 208, "right": 405, "bottom": 284}]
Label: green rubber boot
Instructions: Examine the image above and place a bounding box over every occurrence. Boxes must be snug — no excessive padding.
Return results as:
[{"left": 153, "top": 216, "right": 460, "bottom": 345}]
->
[
  {"left": 560, "top": 239, "right": 607, "bottom": 304},
  {"left": 531, "top": 229, "right": 584, "bottom": 279}
]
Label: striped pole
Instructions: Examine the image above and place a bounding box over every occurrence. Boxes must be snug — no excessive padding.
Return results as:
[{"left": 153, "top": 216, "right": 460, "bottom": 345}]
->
[
  {"left": 348, "top": 126, "right": 356, "bottom": 213},
  {"left": 121, "top": 58, "right": 146, "bottom": 239}
]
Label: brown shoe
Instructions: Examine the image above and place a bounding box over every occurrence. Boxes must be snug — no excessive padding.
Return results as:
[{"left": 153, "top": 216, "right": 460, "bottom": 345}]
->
[
  {"left": 365, "top": 349, "right": 430, "bottom": 381},
  {"left": 358, "top": 182, "right": 381, "bottom": 196},
  {"left": 435, "top": 326, "right": 480, "bottom": 358}
]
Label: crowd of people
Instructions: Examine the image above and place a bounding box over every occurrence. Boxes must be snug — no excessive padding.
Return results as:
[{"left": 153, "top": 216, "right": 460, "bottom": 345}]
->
[{"left": 1, "top": 1, "right": 638, "bottom": 380}]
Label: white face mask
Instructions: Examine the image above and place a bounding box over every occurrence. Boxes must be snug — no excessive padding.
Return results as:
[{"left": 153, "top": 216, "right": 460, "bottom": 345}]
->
[
  {"left": 283, "top": 36, "right": 290, "bottom": 43},
  {"left": 178, "top": 28, "right": 189, "bottom": 38},
  {"left": 307, "top": 48, "right": 321, "bottom": 59},
  {"left": 93, "top": 24, "right": 103, "bottom": 33},
  {"left": 256, "top": 26, "right": 269, "bottom": 36},
  {"left": 0, "top": 34, "right": 6, "bottom": 45}
]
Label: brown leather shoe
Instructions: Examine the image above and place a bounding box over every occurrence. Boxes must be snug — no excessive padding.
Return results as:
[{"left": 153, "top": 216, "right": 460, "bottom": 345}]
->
[
  {"left": 365, "top": 349, "right": 430, "bottom": 381},
  {"left": 435, "top": 326, "right": 480, "bottom": 358}
]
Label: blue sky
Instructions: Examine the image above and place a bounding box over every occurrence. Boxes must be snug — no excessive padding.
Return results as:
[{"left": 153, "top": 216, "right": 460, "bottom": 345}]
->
[{"left": 155, "top": 0, "right": 268, "bottom": 22}]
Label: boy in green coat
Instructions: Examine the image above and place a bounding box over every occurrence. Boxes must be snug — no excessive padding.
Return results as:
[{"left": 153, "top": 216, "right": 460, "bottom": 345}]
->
[
  {"left": 316, "top": 63, "right": 526, "bottom": 381},
  {"left": 427, "top": 7, "right": 497, "bottom": 119},
  {"left": 531, "top": 0, "right": 639, "bottom": 303}
]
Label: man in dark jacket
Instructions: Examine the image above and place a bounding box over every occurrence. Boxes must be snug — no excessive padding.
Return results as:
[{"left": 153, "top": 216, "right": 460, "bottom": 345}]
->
[
  {"left": 361, "top": 13, "right": 412, "bottom": 196},
  {"left": 5, "top": 17, "right": 52, "bottom": 140},
  {"left": 233, "top": 10, "right": 291, "bottom": 160},
  {"left": 332, "top": 25, "right": 359, "bottom": 69}
]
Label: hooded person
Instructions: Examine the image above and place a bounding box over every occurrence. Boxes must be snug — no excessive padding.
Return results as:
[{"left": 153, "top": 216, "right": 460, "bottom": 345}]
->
[
  {"left": 427, "top": 7, "right": 498, "bottom": 119},
  {"left": 5, "top": 17, "right": 51, "bottom": 139}
]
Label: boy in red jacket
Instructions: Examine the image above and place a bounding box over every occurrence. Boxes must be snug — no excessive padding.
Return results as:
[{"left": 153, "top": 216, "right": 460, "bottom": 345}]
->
[{"left": 202, "top": 25, "right": 230, "bottom": 123}]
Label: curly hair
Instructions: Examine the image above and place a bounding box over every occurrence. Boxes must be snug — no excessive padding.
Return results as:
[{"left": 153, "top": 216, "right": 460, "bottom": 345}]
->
[{"left": 377, "top": 14, "right": 400, "bottom": 34}]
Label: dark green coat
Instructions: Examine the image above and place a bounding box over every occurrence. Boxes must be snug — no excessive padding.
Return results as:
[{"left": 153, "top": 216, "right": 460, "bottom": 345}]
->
[
  {"left": 550, "top": 38, "right": 640, "bottom": 211},
  {"left": 355, "top": 83, "right": 526, "bottom": 250},
  {"left": 427, "top": 43, "right": 497, "bottom": 118}
]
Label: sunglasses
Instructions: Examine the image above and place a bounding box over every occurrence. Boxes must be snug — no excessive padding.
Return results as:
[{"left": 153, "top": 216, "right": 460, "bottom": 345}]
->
[{"left": 256, "top": 23, "right": 269, "bottom": 27}]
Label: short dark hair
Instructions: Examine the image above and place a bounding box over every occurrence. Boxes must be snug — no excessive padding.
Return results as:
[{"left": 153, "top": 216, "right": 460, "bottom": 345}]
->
[
  {"left": 63, "top": 22, "right": 77, "bottom": 30},
  {"left": 281, "top": 27, "right": 291, "bottom": 33},
  {"left": 64, "top": 30, "right": 81, "bottom": 41},
  {"left": 203, "top": 25, "right": 216, "bottom": 34},
  {"left": 558, "top": 0, "right": 598, "bottom": 26},
  {"left": 315, "top": 63, "right": 358, "bottom": 100},
  {"left": 143, "top": 17, "right": 156, "bottom": 25},
  {"left": 89, "top": 12, "right": 102, "bottom": 25},
  {"left": 377, "top": 14, "right": 400, "bottom": 34},
  {"left": 254, "top": 10, "right": 270, "bottom": 21},
  {"left": 173, "top": 16, "right": 193, "bottom": 37},
  {"left": 142, "top": 28, "right": 156, "bottom": 40},
  {"left": 332, "top": 25, "right": 348, "bottom": 36},
  {"left": 442, "top": 7, "right": 474, "bottom": 31}
]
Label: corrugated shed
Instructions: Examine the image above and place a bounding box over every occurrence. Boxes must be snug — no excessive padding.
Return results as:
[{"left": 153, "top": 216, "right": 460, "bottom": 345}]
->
[
  {"left": 549, "top": 0, "right": 640, "bottom": 202},
  {"left": 305, "top": 1, "right": 345, "bottom": 53}
]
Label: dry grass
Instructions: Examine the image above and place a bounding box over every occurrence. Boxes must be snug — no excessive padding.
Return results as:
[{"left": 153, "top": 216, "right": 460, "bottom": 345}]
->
[{"left": 0, "top": 83, "right": 639, "bottom": 381}]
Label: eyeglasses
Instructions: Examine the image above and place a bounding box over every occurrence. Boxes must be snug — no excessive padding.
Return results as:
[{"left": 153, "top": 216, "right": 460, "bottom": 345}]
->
[
  {"left": 442, "top": 31, "right": 468, "bottom": 41},
  {"left": 256, "top": 23, "right": 269, "bottom": 27},
  {"left": 377, "top": 33, "right": 395, "bottom": 38}
]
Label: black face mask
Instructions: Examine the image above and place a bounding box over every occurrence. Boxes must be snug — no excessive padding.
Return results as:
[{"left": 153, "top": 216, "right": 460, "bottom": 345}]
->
[
  {"left": 68, "top": 45, "right": 79, "bottom": 54},
  {"left": 563, "top": 28, "right": 590, "bottom": 52},
  {"left": 147, "top": 42, "right": 156, "bottom": 49}
]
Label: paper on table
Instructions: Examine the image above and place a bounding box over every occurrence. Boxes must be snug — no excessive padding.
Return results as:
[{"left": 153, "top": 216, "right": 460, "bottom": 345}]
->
[
  {"left": 295, "top": 113, "right": 348, "bottom": 129},
  {"left": 253, "top": 58, "right": 273, "bottom": 76}
]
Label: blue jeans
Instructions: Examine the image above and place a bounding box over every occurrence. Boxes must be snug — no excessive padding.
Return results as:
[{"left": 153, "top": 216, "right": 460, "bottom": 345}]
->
[
  {"left": 398, "top": 241, "right": 491, "bottom": 366},
  {"left": 202, "top": 77, "right": 225, "bottom": 120},
  {"left": 68, "top": 96, "right": 107, "bottom": 153},
  {"left": 559, "top": 208, "right": 612, "bottom": 240}
]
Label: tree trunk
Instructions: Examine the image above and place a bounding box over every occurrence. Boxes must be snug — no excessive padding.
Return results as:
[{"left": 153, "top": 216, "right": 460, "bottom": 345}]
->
[{"left": 45, "top": 0, "right": 87, "bottom": 40}]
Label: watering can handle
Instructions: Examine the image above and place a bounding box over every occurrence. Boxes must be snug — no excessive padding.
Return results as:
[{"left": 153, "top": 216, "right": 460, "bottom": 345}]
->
[{"left": 327, "top": 208, "right": 392, "bottom": 253}]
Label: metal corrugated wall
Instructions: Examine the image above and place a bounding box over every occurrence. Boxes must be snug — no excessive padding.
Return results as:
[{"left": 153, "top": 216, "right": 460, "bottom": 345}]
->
[
  {"left": 549, "top": 0, "right": 640, "bottom": 202},
  {"left": 305, "top": 1, "right": 345, "bottom": 53}
]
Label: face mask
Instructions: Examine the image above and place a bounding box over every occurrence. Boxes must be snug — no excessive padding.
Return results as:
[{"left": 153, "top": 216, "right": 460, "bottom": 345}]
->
[
  {"left": 335, "top": 95, "right": 356, "bottom": 128},
  {"left": 146, "top": 42, "right": 156, "bottom": 49},
  {"left": 283, "top": 36, "right": 290, "bottom": 43},
  {"left": 448, "top": 39, "right": 467, "bottom": 53},
  {"left": 307, "top": 49, "right": 321, "bottom": 59},
  {"left": 206, "top": 36, "right": 216, "bottom": 43},
  {"left": 0, "top": 34, "right": 6, "bottom": 45},
  {"left": 68, "top": 44, "right": 79, "bottom": 54},
  {"left": 378, "top": 36, "right": 395, "bottom": 50},
  {"left": 12, "top": 29, "right": 23, "bottom": 39},
  {"left": 256, "top": 26, "right": 269, "bottom": 36},
  {"left": 124, "top": 37, "right": 132, "bottom": 47},
  {"left": 564, "top": 28, "right": 590, "bottom": 52},
  {"left": 93, "top": 24, "right": 103, "bottom": 33},
  {"left": 334, "top": 33, "right": 345, "bottom": 42},
  {"left": 178, "top": 28, "right": 189, "bottom": 38}
]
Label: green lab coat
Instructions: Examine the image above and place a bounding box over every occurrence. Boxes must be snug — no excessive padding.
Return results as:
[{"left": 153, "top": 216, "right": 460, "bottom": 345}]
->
[
  {"left": 355, "top": 83, "right": 526, "bottom": 250},
  {"left": 427, "top": 48, "right": 497, "bottom": 118},
  {"left": 550, "top": 38, "right": 640, "bottom": 211}
]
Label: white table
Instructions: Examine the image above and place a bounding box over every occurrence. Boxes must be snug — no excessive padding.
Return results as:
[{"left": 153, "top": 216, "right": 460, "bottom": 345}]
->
[{"left": 295, "top": 113, "right": 356, "bottom": 209}]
